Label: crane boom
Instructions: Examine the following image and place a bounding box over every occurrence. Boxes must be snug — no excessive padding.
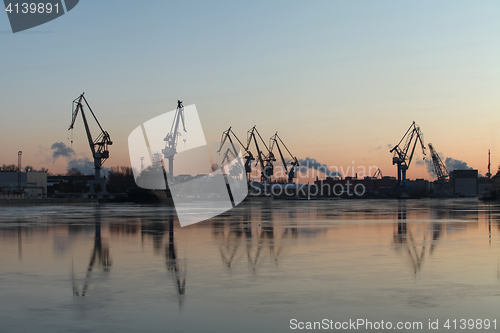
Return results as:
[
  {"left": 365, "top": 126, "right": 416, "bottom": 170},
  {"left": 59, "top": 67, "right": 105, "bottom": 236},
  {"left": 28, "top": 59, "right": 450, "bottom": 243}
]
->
[
  {"left": 428, "top": 143, "right": 449, "bottom": 181},
  {"left": 269, "top": 132, "right": 299, "bottom": 183},
  {"left": 390, "top": 121, "right": 426, "bottom": 190}
]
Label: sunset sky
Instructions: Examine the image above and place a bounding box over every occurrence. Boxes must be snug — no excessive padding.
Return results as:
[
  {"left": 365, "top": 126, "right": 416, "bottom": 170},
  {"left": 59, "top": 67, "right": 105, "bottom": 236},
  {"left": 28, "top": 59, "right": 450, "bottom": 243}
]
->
[{"left": 1, "top": 1, "right": 499, "bottom": 180}]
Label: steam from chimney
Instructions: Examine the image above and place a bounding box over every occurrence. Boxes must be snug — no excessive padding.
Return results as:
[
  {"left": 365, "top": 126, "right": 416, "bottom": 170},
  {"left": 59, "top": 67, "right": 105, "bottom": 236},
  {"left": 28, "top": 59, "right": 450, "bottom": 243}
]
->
[
  {"left": 445, "top": 157, "right": 473, "bottom": 171},
  {"left": 50, "top": 142, "right": 75, "bottom": 163},
  {"left": 67, "top": 157, "right": 109, "bottom": 176},
  {"left": 298, "top": 157, "right": 342, "bottom": 178}
]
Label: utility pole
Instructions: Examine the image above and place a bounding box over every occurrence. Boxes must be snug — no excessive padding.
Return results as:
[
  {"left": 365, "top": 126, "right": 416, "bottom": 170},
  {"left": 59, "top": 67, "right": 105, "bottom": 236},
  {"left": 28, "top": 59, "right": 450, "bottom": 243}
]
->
[
  {"left": 487, "top": 149, "right": 491, "bottom": 179},
  {"left": 17, "top": 151, "right": 22, "bottom": 191}
]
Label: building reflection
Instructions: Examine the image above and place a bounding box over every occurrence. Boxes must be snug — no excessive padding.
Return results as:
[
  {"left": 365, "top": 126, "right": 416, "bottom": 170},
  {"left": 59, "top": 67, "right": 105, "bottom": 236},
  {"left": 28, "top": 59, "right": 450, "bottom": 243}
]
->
[{"left": 72, "top": 206, "right": 112, "bottom": 296}]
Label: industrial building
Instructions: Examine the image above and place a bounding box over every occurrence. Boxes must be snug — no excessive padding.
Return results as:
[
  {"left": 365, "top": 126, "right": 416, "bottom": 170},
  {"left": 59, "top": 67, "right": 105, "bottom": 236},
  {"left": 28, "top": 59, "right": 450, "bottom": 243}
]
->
[
  {"left": 450, "top": 170, "right": 478, "bottom": 197},
  {"left": 314, "top": 176, "right": 398, "bottom": 198},
  {"left": 47, "top": 175, "right": 94, "bottom": 198},
  {"left": 0, "top": 171, "right": 47, "bottom": 198}
]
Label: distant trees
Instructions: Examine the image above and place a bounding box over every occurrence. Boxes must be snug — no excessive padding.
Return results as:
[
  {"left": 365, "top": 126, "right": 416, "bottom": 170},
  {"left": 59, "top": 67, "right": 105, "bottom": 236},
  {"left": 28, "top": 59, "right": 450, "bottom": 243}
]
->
[
  {"left": 0, "top": 165, "right": 50, "bottom": 173},
  {"left": 38, "top": 167, "right": 50, "bottom": 175},
  {"left": 107, "top": 166, "right": 136, "bottom": 193},
  {"left": 66, "top": 168, "right": 83, "bottom": 176},
  {"left": 0, "top": 164, "right": 18, "bottom": 172}
]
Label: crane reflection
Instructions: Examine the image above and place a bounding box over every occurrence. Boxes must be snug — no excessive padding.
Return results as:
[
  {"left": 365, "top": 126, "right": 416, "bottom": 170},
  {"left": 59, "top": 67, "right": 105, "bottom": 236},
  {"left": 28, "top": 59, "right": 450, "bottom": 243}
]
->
[
  {"left": 393, "top": 200, "right": 442, "bottom": 274},
  {"left": 72, "top": 206, "right": 112, "bottom": 296},
  {"left": 214, "top": 201, "right": 297, "bottom": 273},
  {"left": 165, "top": 214, "right": 186, "bottom": 307}
]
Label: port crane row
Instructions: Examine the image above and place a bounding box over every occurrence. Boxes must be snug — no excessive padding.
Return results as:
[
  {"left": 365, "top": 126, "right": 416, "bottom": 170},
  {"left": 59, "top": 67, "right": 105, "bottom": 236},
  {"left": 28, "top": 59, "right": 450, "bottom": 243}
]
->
[
  {"left": 67, "top": 96, "right": 460, "bottom": 194},
  {"left": 220, "top": 120, "right": 456, "bottom": 191},
  {"left": 217, "top": 126, "right": 299, "bottom": 184}
]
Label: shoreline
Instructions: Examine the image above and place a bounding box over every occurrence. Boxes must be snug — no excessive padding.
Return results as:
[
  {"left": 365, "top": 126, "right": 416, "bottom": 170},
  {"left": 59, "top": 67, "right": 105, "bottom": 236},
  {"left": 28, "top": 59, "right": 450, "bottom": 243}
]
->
[{"left": 0, "top": 198, "right": 99, "bottom": 205}]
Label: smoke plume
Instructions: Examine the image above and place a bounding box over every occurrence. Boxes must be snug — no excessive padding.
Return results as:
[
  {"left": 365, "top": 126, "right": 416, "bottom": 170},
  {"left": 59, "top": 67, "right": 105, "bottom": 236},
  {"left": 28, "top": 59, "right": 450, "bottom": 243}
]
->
[
  {"left": 444, "top": 157, "right": 472, "bottom": 172},
  {"left": 426, "top": 154, "right": 475, "bottom": 178},
  {"left": 67, "top": 157, "right": 109, "bottom": 176},
  {"left": 298, "top": 158, "right": 342, "bottom": 178},
  {"left": 50, "top": 142, "right": 75, "bottom": 163},
  {"left": 426, "top": 159, "right": 436, "bottom": 177}
]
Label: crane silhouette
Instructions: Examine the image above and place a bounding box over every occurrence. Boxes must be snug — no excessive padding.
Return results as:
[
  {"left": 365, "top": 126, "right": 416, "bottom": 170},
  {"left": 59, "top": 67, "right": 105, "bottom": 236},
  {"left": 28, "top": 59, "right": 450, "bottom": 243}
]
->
[{"left": 390, "top": 121, "right": 426, "bottom": 193}]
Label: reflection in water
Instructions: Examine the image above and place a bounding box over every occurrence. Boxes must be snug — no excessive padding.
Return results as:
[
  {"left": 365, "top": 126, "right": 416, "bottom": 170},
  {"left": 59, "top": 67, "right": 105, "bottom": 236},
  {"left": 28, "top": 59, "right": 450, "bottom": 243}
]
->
[
  {"left": 136, "top": 208, "right": 186, "bottom": 307},
  {"left": 393, "top": 200, "right": 442, "bottom": 274},
  {"left": 488, "top": 207, "right": 492, "bottom": 245},
  {"left": 1, "top": 199, "right": 500, "bottom": 332},
  {"left": 430, "top": 222, "right": 442, "bottom": 255},
  {"left": 393, "top": 200, "right": 424, "bottom": 274},
  {"left": 72, "top": 207, "right": 112, "bottom": 296},
  {"left": 17, "top": 225, "right": 22, "bottom": 260},
  {"left": 165, "top": 214, "right": 186, "bottom": 307},
  {"left": 218, "top": 221, "right": 243, "bottom": 268},
  {"left": 214, "top": 202, "right": 299, "bottom": 273},
  {"left": 141, "top": 210, "right": 168, "bottom": 255}
]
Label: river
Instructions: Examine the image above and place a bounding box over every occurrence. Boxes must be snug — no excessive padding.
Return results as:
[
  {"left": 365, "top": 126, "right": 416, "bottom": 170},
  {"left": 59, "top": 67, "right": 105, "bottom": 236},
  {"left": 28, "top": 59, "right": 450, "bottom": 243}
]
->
[{"left": 1, "top": 199, "right": 499, "bottom": 332}]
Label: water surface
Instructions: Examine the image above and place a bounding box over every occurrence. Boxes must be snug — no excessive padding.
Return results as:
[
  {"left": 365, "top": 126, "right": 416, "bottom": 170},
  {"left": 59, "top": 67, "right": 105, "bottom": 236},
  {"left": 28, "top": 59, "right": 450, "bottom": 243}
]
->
[{"left": 1, "top": 199, "right": 499, "bottom": 332}]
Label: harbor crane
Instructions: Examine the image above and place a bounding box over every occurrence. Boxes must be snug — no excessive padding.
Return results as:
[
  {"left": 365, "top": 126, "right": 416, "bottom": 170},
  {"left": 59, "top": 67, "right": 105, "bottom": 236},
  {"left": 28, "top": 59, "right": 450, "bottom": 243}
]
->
[
  {"left": 69, "top": 93, "right": 112, "bottom": 195},
  {"left": 428, "top": 143, "right": 450, "bottom": 196},
  {"left": 427, "top": 143, "right": 449, "bottom": 181},
  {"left": 269, "top": 132, "right": 299, "bottom": 184},
  {"left": 162, "top": 100, "right": 187, "bottom": 181},
  {"left": 217, "top": 127, "right": 254, "bottom": 179},
  {"left": 246, "top": 126, "right": 276, "bottom": 182},
  {"left": 390, "top": 121, "right": 426, "bottom": 191},
  {"left": 372, "top": 168, "right": 383, "bottom": 179}
]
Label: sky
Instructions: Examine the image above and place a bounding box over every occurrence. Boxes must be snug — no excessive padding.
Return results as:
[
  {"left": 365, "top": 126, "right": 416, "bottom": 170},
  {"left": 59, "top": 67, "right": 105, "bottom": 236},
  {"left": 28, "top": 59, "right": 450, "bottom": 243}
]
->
[{"left": 1, "top": 0, "right": 499, "bottom": 180}]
